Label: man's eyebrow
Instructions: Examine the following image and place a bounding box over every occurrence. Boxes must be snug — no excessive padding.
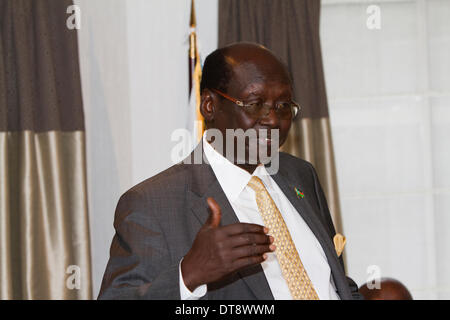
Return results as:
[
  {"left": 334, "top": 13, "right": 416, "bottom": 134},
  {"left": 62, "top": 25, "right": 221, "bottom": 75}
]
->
[
  {"left": 238, "top": 83, "right": 263, "bottom": 96},
  {"left": 240, "top": 89, "right": 264, "bottom": 99}
]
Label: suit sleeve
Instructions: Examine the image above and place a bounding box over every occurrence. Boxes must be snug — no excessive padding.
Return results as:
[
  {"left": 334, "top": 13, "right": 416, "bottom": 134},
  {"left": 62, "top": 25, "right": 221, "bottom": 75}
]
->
[
  {"left": 307, "top": 162, "right": 364, "bottom": 300},
  {"left": 98, "top": 189, "right": 181, "bottom": 299}
]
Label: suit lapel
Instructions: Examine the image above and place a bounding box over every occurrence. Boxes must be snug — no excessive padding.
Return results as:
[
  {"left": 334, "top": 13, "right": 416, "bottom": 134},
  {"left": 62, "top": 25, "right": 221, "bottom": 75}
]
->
[
  {"left": 189, "top": 176, "right": 238, "bottom": 227},
  {"left": 188, "top": 162, "right": 274, "bottom": 300},
  {"left": 270, "top": 166, "right": 352, "bottom": 299},
  {"left": 271, "top": 170, "right": 337, "bottom": 258}
]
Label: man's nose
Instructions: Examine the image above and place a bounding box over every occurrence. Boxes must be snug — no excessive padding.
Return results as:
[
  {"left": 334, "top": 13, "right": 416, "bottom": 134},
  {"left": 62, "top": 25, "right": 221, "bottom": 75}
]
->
[{"left": 258, "top": 105, "right": 280, "bottom": 127}]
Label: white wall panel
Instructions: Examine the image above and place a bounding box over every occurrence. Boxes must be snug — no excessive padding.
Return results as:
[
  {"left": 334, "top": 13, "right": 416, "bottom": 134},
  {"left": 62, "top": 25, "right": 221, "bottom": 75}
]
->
[
  {"left": 321, "top": 1, "right": 419, "bottom": 98},
  {"left": 342, "top": 194, "right": 436, "bottom": 299},
  {"left": 428, "top": 0, "right": 450, "bottom": 92},
  {"left": 322, "top": 0, "right": 450, "bottom": 299},
  {"left": 330, "top": 97, "right": 427, "bottom": 195},
  {"left": 76, "top": 0, "right": 132, "bottom": 298},
  {"left": 432, "top": 96, "right": 450, "bottom": 189},
  {"left": 434, "top": 194, "right": 450, "bottom": 299}
]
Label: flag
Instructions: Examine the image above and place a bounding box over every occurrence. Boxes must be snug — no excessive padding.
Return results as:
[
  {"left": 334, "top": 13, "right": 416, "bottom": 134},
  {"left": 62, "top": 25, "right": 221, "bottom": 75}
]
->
[{"left": 188, "top": 0, "right": 204, "bottom": 144}]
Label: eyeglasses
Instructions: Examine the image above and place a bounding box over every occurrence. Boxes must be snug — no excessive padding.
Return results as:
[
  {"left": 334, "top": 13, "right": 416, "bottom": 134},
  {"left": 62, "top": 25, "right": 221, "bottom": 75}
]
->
[{"left": 210, "top": 88, "right": 300, "bottom": 120}]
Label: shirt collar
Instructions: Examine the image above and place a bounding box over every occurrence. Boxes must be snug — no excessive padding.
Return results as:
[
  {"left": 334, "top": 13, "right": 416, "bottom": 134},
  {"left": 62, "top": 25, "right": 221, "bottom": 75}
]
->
[{"left": 202, "top": 131, "right": 270, "bottom": 202}]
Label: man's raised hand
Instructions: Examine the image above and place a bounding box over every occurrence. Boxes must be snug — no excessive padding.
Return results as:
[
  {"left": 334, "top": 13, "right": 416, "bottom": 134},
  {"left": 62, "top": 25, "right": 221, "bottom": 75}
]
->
[{"left": 181, "top": 197, "right": 275, "bottom": 292}]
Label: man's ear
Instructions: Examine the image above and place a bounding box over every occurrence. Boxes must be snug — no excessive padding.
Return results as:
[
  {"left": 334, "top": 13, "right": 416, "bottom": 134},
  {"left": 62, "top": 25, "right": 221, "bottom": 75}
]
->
[{"left": 200, "top": 89, "right": 215, "bottom": 123}]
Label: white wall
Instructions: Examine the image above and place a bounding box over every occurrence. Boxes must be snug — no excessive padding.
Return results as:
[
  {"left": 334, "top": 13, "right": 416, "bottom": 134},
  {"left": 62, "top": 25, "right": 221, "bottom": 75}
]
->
[
  {"left": 321, "top": 0, "right": 450, "bottom": 299},
  {"left": 76, "top": 0, "right": 218, "bottom": 297}
]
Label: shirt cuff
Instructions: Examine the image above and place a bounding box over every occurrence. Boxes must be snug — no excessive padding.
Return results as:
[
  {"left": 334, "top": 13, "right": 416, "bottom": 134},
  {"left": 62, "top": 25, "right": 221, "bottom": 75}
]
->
[{"left": 179, "top": 258, "right": 207, "bottom": 300}]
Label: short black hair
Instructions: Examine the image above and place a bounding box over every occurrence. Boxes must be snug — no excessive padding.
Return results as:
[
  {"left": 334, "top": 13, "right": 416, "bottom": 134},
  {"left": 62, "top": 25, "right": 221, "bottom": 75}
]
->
[{"left": 200, "top": 47, "right": 233, "bottom": 94}]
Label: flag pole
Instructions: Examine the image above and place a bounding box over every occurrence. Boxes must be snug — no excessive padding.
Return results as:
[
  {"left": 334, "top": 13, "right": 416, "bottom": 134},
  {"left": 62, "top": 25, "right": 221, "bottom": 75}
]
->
[{"left": 189, "top": 0, "right": 204, "bottom": 142}]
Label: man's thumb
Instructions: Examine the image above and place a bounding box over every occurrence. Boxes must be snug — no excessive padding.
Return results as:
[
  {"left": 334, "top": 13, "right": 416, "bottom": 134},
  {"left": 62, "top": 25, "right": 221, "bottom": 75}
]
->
[{"left": 206, "top": 197, "right": 221, "bottom": 228}]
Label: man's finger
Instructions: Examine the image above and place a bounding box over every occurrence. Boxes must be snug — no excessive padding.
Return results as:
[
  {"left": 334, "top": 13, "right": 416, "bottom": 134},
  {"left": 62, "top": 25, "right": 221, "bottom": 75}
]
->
[
  {"left": 205, "top": 197, "right": 221, "bottom": 228},
  {"left": 231, "top": 244, "right": 275, "bottom": 261},
  {"left": 232, "top": 254, "right": 267, "bottom": 271},
  {"left": 222, "top": 222, "right": 268, "bottom": 236},
  {"left": 228, "top": 233, "right": 274, "bottom": 248}
]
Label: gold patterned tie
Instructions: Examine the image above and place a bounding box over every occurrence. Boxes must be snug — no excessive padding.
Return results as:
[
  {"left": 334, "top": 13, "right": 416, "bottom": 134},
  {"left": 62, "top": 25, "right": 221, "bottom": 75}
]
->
[{"left": 248, "top": 176, "right": 319, "bottom": 300}]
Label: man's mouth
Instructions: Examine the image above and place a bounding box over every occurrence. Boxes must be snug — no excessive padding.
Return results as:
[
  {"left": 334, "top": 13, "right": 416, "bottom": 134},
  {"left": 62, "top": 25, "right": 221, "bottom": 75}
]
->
[
  {"left": 247, "top": 136, "right": 272, "bottom": 147},
  {"left": 258, "top": 137, "right": 272, "bottom": 146}
]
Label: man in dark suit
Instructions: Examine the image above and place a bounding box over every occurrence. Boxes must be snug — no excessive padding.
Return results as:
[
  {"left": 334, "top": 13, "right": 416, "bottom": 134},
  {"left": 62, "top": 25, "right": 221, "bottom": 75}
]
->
[{"left": 98, "top": 42, "right": 361, "bottom": 300}]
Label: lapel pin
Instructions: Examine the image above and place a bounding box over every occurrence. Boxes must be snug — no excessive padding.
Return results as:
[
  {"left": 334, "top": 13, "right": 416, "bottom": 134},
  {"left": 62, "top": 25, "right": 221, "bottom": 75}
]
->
[{"left": 294, "top": 187, "right": 304, "bottom": 199}]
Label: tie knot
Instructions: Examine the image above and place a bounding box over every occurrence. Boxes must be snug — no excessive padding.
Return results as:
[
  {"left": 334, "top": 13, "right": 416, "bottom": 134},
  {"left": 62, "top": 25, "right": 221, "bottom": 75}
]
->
[{"left": 247, "top": 176, "right": 266, "bottom": 192}]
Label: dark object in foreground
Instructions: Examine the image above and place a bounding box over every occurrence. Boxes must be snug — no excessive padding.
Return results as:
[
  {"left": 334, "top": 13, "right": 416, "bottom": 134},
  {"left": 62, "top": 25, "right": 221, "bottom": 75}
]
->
[{"left": 359, "top": 277, "right": 413, "bottom": 300}]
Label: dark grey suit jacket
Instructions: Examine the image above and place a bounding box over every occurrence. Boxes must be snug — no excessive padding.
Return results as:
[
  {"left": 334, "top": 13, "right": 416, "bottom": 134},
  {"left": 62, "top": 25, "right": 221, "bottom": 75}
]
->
[{"left": 98, "top": 145, "right": 362, "bottom": 300}]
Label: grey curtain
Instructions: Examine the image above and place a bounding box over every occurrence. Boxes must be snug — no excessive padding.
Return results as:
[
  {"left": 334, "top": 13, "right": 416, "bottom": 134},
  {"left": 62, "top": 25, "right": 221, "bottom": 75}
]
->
[
  {"left": 0, "top": 0, "right": 92, "bottom": 299},
  {"left": 218, "top": 0, "right": 344, "bottom": 235}
]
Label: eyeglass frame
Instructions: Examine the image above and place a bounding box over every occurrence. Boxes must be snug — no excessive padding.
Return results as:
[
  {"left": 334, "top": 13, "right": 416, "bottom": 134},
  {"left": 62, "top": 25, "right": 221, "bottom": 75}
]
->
[{"left": 210, "top": 88, "right": 301, "bottom": 120}]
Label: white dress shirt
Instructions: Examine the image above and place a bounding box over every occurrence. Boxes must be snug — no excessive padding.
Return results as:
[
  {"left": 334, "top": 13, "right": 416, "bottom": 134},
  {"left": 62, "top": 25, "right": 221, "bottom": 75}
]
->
[{"left": 179, "top": 133, "right": 340, "bottom": 300}]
